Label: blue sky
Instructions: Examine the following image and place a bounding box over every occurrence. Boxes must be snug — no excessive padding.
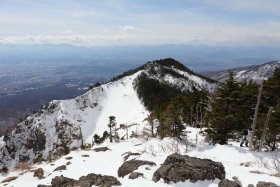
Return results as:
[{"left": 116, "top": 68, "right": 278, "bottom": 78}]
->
[{"left": 0, "top": 0, "right": 280, "bottom": 46}]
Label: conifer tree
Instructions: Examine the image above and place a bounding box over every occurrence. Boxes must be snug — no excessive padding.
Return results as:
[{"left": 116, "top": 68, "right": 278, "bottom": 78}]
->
[
  {"left": 108, "top": 116, "right": 116, "bottom": 142},
  {"left": 266, "top": 103, "right": 280, "bottom": 150},
  {"left": 158, "top": 97, "right": 185, "bottom": 139},
  {"left": 260, "top": 68, "right": 280, "bottom": 150},
  {"left": 206, "top": 72, "right": 244, "bottom": 144}
]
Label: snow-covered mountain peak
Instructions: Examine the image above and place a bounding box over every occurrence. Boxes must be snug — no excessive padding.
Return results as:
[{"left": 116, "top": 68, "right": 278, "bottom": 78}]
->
[
  {"left": 136, "top": 58, "right": 216, "bottom": 92},
  {"left": 0, "top": 58, "right": 216, "bottom": 168}
]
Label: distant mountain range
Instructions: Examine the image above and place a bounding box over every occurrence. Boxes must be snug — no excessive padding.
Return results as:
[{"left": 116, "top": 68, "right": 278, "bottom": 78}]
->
[
  {"left": 1, "top": 43, "right": 280, "bottom": 71},
  {"left": 206, "top": 61, "right": 280, "bottom": 83}
]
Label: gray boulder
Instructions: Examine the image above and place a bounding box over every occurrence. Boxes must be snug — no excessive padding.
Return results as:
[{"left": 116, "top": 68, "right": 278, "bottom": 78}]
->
[
  {"left": 51, "top": 176, "right": 75, "bottom": 187},
  {"left": 38, "top": 173, "right": 121, "bottom": 187},
  {"left": 129, "top": 172, "right": 144, "bottom": 179},
  {"left": 34, "top": 168, "right": 44, "bottom": 179},
  {"left": 118, "top": 160, "right": 156, "bottom": 177},
  {"left": 93, "top": 147, "right": 110, "bottom": 152},
  {"left": 53, "top": 165, "right": 66, "bottom": 172},
  {"left": 219, "top": 179, "right": 241, "bottom": 187},
  {"left": 122, "top": 152, "right": 141, "bottom": 161},
  {"left": 75, "top": 173, "right": 121, "bottom": 187},
  {"left": 257, "top": 181, "right": 279, "bottom": 187},
  {"left": 153, "top": 153, "right": 225, "bottom": 183}
]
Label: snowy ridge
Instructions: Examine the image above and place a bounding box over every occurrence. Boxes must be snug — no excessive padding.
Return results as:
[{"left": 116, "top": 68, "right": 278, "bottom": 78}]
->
[
  {"left": 140, "top": 62, "right": 216, "bottom": 92},
  {"left": 0, "top": 71, "right": 148, "bottom": 167},
  {"left": 0, "top": 59, "right": 216, "bottom": 168},
  {"left": 208, "top": 61, "right": 280, "bottom": 83},
  {"left": 172, "top": 68, "right": 216, "bottom": 91}
]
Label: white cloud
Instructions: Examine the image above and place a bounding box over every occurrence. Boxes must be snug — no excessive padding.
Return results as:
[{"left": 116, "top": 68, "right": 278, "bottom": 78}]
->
[
  {"left": 120, "top": 25, "right": 139, "bottom": 32},
  {"left": 0, "top": 34, "right": 126, "bottom": 46}
]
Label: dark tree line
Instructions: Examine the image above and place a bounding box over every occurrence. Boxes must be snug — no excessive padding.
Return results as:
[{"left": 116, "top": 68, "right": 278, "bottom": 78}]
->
[
  {"left": 205, "top": 69, "right": 280, "bottom": 150},
  {"left": 134, "top": 71, "right": 209, "bottom": 140}
]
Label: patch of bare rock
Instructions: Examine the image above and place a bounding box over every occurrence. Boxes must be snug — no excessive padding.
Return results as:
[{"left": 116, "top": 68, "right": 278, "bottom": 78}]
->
[
  {"left": 152, "top": 153, "right": 225, "bottom": 183},
  {"left": 93, "top": 147, "right": 110, "bottom": 152},
  {"left": 38, "top": 173, "right": 121, "bottom": 187},
  {"left": 118, "top": 159, "right": 156, "bottom": 178}
]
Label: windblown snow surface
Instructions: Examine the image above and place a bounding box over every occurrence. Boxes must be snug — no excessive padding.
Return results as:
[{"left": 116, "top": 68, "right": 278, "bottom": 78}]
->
[{"left": 1, "top": 127, "right": 279, "bottom": 187}]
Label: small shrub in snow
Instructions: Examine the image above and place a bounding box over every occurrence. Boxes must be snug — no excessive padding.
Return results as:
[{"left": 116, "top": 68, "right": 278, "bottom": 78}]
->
[
  {"left": 62, "top": 145, "right": 70, "bottom": 155},
  {"left": 258, "top": 151, "right": 280, "bottom": 174},
  {"left": 15, "top": 162, "right": 31, "bottom": 171},
  {"left": 93, "top": 131, "right": 109, "bottom": 144},
  {"left": 81, "top": 143, "right": 92, "bottom": 150},
  {"left": 93, "top": 134, "right": 102, "bottom": 144},
  {"left": 147, "top": 144, "right": 157, "bottom": 156},
  {"left": 1, "top": 165, "right": 9, "bottom": 173}
]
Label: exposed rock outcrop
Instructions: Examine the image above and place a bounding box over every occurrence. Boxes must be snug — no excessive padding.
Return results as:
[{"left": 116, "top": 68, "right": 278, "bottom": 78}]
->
[
  {"left": 129, "top": 172, "right": 144, "bottom": 179},
  {"left": 0, "top": 101, "right": 83, "bottom": 167},
  {"left": 93, "top": 147, "right": 110, "bottom": 152},
  {"left": 53, "top": 165, "right": 66, "bottom": 172},
  {"left": 34, "top": 168, "right": 44, "bottom": 179},
  {"left": 51, "top": 176, "right": 75, "bottom": 187},
  {"left": 122, "top": 152, "right": 141, "bottom": 161},
  {"left": 1, "top": 176, "right": 18, "bottom": 183},
  {"left": 118, "top": 160, "right": 156, "bottom": 177},
  {"left": 257, "top": 181, "right": 280, "bottom": 187},
  {"left": 218, "top": 179, "right": 241, "bottom": 187},
  {"left": 38, "top": 173, "right": 121, "bottom": 187},
  {"left": 75, "top": 173, "right": 121, "bottom": 187},
  {"left": 152, "top": 153, "right": 225, "bottom": 183}
]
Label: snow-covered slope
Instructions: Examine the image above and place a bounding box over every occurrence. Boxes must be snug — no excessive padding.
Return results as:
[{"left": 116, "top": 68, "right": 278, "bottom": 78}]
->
[
  {"left": 1, "top": 127, "right": 279, "bottom": 187},
  {"left": 208, "top": 61, "right": 280, "bottom": 83},
  {"left": 0, "top": 59, "right": 216, "bottom": 168},
  {"left": 0, "top": 71, "right": 149, "bottom": 168}
]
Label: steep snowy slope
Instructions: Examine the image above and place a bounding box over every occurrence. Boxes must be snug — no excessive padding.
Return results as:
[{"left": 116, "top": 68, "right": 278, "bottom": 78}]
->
[
  {"left": 208, "top": 61, "right": 280, "bottom": 83},
  {"left": 0, "top": 58, "right": 216, "bottom": 168},
  {"left": 1, "top": 127, "right": 279, "bottom": 187}
]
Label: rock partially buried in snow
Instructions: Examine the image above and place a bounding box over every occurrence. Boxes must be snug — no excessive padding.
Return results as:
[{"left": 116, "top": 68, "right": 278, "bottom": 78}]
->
[
  {"left": 122, "top": 152, "right": 141, "bottom": 161},
  {"left": 75, "top": 173, "right": 121, "bottom": 187},
  {"left": 38, "top": 173, "right": 121, "bottom": 187},
  {"left": 152, "top": 153, "right": 225, "bottom": 183},
  {"left": 129, "top": 172, "right": 144, "bottom": 179},
  {"left": 53, "top": 165, "right": 66, "bottom": 172},
  {"left": 1, "top": 176, "right": 18, "bottom": 183},
  {"left": 118, "top": 160, "right": 156, "bottom": 177},
  {"left": 218, "top": 179, "right": 241, "bottom": 187},
  {"left": 257, "top": 181, "right": 280, "bottom": 187},
  {"left": 232, "top": 176, "right": 242, "bottom": 186},
  {"left": 93, "top": 147, "right": 110, "bottom": 152},
  {"left": 34, "top": 168, "right": 44, "bottom": 179},
  {"left": 51, "top": 175, "right": 75, "bottom": 187}
]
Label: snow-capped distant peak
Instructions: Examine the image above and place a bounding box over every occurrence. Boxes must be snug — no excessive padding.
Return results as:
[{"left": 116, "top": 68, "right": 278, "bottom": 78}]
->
[{"left": 208, "top": 60, "right": 280, "bottom": 83}]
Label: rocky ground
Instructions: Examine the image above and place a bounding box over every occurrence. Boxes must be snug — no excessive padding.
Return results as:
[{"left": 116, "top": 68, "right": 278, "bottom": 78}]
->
[{"left": 0, "top": 127, "right": 279, "bottom": 187}]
